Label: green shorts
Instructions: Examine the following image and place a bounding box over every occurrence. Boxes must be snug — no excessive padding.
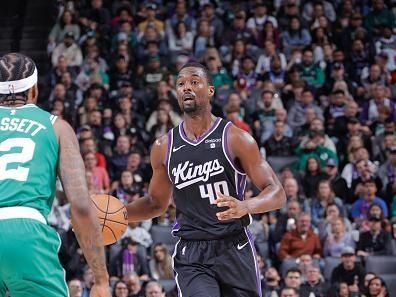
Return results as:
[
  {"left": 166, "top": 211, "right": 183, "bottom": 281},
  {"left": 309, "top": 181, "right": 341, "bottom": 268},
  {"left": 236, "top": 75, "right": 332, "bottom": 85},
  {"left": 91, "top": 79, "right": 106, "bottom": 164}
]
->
[{"left": 0, "top": 218, "right": 68, "bottom": 297}]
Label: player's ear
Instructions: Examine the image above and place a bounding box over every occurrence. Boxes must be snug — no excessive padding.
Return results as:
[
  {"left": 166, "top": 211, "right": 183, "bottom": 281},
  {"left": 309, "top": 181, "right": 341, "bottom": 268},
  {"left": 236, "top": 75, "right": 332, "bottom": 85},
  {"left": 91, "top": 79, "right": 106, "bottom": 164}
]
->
[{"left": 208, "top": 86, "right": 215, "bottom": 97}]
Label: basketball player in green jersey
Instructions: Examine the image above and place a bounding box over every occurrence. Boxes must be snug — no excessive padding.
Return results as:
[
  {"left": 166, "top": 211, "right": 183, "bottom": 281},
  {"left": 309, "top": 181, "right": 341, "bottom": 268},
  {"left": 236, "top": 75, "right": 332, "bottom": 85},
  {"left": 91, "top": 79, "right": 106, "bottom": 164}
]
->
[{"left": 0, "top": 53, "right": 110, "bottom": 297}]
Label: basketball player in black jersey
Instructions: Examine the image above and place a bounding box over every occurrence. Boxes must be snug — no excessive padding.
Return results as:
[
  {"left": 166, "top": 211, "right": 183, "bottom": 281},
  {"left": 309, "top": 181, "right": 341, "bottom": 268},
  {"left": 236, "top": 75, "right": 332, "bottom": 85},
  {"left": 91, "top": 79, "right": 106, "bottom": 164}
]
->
[{"left": 127, "top": 62, "right": 286, "bottom": 297}]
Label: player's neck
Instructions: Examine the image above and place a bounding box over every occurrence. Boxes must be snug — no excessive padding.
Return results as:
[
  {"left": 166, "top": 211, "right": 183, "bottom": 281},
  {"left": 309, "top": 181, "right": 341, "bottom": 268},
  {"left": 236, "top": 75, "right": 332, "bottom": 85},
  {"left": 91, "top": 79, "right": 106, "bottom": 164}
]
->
[{"left": 183, "top": 113, "right": 216, "bottom": 141}]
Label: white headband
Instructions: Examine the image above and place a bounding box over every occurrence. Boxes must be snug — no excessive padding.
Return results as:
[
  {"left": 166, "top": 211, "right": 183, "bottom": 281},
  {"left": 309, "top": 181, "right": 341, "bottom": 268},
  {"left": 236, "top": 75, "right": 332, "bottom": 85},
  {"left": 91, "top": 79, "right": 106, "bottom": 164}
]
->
[{"left": 0, "top": 67, "right": 38, "bottom": 94}]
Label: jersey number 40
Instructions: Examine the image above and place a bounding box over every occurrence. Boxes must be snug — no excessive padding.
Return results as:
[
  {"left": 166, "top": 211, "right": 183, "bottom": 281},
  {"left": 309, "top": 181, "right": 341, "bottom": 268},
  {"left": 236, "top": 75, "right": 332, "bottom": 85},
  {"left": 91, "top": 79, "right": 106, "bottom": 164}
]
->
[{"left": 199, "top": 181, "right": 230, "bottom": 204}]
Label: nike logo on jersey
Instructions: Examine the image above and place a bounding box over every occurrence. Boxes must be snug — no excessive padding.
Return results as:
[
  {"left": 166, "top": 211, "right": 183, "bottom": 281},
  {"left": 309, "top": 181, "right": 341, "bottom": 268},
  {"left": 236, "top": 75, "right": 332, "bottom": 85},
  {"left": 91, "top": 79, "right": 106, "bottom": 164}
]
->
[
  {"left": 172, "top": 145, "right": 186, "bottom": 152},
  {"left": 237, "top": 241, "right": 249, "bottom": 250}
]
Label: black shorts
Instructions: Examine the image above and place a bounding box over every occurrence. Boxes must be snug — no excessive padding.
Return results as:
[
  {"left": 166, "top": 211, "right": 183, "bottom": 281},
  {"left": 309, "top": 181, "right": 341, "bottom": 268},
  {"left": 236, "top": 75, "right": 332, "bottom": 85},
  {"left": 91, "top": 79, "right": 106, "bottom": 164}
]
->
[{"left": 172, "top": 229, "right": 261, "bottom": 297}]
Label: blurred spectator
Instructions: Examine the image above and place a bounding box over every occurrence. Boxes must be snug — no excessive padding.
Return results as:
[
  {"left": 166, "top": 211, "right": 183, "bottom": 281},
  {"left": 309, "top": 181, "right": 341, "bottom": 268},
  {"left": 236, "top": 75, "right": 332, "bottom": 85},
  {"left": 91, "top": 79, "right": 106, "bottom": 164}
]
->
[
  {"left": 81, "top": 267, "right": 95, "bottom": 297},
  {"left": 281, "top": 17, "right": 311, "bottom": 58},
  {"left": 111, "top": 237, "right": 149, "bottom": 279},
  {"left": 360, "top": 84, "right": 396, "bottom": 125},
  {"left": 113, "top": 280, "right": 129, "bottom": 297},
  {"left": 282, "top": 178, "right": 310, "bottom": 213},
  {"left": 347, "top": 38, "right": 371, "bottom": 83},
  {"left": 252, "top": 90, "right": 277, "bottom": 139},
  {"left": 366, "top": 276, "right": 390, "bottom": 297},
  {"left": 323, "top": 89, "right": 347, "bottom": 136},
  {"left": 149, "top": 108, "right": 174, "bottom": 141},
  {"left": 283, "top": 268, "right": 302, "bottom": 294},
  {"left": 247, "top": 2, "right": 277, "bottom": 42},
  {"left": 112, "top": 170, "right": 140, "bottom": 204},
  {"left": 111, "top": 6, "right": 133, "bottom": 31},
  {"left": 206, "top": 54, "right": 233, "bottom": 90},
  {"left": 323, "top": 217, "right": 355, "bottom": 257},
  {"left": 318, "top": 203, "right": 353, "bottom": 242},
  {"left": 271, "top": 199, "right": 300, "bottom": 246},
  {"left": 299, "top": 264, "right": 329, "bottom": 297},
  {"left": 138, "top": 4, "right": 165, "bottom": 39},
  {"left": 122, "top": 221, "right": 153, "bottom": 249},
  {"left": 280, "top": 287, "right": 298, "bottom": 297},
  {"left": 302, "top": 0, "right": 336, "bottom": 23},
  {"left": 330, "top": 247, "right": 366, "bottom": 293},
  {"left": 108, "top": 135, "right": 131, "bottom": 180},
  {"left": 52, "top": 32, "right": 83, "bottom": 68},
  {"left": 351, "top": 178, "right": 388, "bottom": 221},
  {"left": 109, "top": 55, "right": 134, "bottom": 91},
  {"left": 356, "top": 213, "right": 393, "bottom": 257},
  {"left": 83, "top": 151, "right": 110, "bottom": 194},
  {"left": 264, "top": 120, "right": 296, "bottom": 156},
  {"left": 144, "top": 281, "right": 165, "bottom": 297},
  {"left": 233, "top": 55, "right": 262, "bottom": 94},
  {"left": 296, "top": 254, "right": 314, "bottom": 283},
  {"left": 375, "top": 24, "right": 396, "bottom": 73},
  {"left": 332, "top": 100, "right": 360, "bottom": 141},
  {"left": 199, "top": 2, "right": 224, "bottom": 44},
  {"left": 123, "top": 272, "right": 144, "bottom": 297},
  {"left": 225, "top": 105, "right": 250, "bottom": 133},
  {"left": 295, "top": 131, "right": 338, "bottom": 172},
  {"left": 193, "top": 19, "right": 215, "bottom": 60},
  {"left": 49, "top": 10, "right": 80, "bottom": 47},
  {"left": 295, "top": 47, "right": 325, "bottom": 88},
  {"left": 287, "top": 88, "right": 323, "bottom": 130},
  {"left": 168, "top": 21, "right": 194, "bottom": 58},
  {"left": 68, "top": 278, "right": 83, "bottom": 297},
  {"left": 80, "top": 137, "right": 106, "bottom": 168},
  {"left": 373, "top": 128, "right": 396, "bottom": 164},
  {"left": 323, "top": 158, "right": 350, "bottom": 202},
  {"left": 278, "top": 213, "right": 321, "bottom": 261},
  {"left": 221, "top": 10, "right": 253, "bottom": 52},
  {"left": 301, "top": 157, "right": 328, "bottom": 199},
  {"left": 361, "top": 63, "right": 390, "bottom": 90},
  {"left": 85, "top": 0, "right": 111, "bottom": 30},
  {"left": 165, "top": 1, "right": 196, "bottom": 36},
  {"left": 149, "top": 243, "right": 174, "bottom": 280},
  {"left": 364, "top": 0, "right": 395, "bottom": 36},
  {"left": 378, "top": 145, "right": 396, "bottom": 200},
  {"left": 311, "top": 179, "right": 345, "bottom": 226},
  {"left": 262, "top": 266, "right": 281, "bottom": 296},
  {"left": 256, "top": 41, "right": 287, "bottom": 76}
]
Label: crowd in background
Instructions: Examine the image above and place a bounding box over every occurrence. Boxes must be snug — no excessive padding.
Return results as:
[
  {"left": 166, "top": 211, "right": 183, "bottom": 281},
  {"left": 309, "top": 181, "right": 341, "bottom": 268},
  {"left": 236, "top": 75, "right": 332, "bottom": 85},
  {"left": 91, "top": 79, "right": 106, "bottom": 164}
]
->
[{"left": 43, "top": 0, "right": 396, "bottom": 296}]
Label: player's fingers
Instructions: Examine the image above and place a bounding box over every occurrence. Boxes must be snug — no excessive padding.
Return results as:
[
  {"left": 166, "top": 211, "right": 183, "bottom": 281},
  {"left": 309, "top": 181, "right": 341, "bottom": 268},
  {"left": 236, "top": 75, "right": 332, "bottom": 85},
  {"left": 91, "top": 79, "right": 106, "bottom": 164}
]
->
[
  {"left": 216, "top": 209, "right": 236, "bottom": 220},
  {"left": 216, "top": 201, "right": 230, "bottom": 208},
  {"left": 216, "top": 192, "right": 233, "bottom": 200}
]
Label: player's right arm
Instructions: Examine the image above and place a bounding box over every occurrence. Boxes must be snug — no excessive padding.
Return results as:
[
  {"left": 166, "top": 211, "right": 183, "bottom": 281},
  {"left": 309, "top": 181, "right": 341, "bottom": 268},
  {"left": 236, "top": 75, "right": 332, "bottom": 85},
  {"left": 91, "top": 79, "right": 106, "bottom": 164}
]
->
[
  {"left": 54, "top": 119, "right": 110, "bottom": 296},
  {"left": 126, "top": 135, "right": 173, "bottom": 222}
]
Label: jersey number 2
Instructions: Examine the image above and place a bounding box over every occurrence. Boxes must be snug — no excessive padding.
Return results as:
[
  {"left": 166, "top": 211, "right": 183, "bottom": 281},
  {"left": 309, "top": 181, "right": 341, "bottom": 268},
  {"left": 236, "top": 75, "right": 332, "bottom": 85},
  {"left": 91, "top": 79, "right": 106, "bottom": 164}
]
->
[
  {"left": 0, "top": 138, "right": 35, "bottom": 181},
  {"left": 199, "top": 181, "right": 230, "bottom": 204}
]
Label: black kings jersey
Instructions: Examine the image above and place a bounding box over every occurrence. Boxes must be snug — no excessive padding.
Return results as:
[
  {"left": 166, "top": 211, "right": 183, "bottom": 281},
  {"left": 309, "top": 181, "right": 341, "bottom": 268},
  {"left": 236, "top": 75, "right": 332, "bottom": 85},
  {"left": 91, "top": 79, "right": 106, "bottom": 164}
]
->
[{"left": 166, "top": 117, "right": 251, "bottom": 240}]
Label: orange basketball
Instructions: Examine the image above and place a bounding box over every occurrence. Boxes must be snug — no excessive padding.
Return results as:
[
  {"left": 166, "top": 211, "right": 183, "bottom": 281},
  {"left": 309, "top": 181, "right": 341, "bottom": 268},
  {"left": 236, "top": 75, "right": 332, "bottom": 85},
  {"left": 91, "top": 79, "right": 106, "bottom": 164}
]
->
[{"left": 91, "top": 194, "right": 128, "bottom": 245}]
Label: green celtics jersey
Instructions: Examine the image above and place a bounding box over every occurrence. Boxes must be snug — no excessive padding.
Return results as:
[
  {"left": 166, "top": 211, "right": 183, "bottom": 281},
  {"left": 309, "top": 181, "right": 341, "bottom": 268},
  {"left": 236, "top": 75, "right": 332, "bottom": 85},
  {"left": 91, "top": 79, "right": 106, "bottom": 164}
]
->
[{"left": 0, "top": 104, "right": 59, "bottom": 218}]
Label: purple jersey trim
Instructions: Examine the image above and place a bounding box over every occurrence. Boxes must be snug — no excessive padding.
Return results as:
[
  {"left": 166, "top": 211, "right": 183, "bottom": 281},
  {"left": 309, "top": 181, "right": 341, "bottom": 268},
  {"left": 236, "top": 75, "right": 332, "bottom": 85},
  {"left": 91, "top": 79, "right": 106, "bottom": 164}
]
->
[{"left": 222, "top": 122, "right": 245, "bottom": 175}]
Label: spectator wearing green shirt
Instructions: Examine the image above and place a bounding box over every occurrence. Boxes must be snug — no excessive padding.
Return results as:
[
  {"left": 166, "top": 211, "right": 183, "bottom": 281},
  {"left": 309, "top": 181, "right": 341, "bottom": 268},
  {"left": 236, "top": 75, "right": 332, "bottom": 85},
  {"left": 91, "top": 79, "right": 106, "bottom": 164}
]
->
[
  {"left": 364, "top": 0, "right": 396, "bottom": 36},
  {"left": 206, "top": 56, "right": 233, "bottom": 90},
  {"left": 296, "top": 48, "right": 325, "bottom": 88},
  {"left": 295, "top": 130, "right": 338, "bottom": 172}
]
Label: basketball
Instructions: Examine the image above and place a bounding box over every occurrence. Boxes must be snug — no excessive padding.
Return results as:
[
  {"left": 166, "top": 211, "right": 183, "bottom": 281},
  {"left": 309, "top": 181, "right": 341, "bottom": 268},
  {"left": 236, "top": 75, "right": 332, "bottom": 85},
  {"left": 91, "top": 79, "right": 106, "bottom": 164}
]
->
[{"left": 91, "top": 194, "right": 128, "bottom": 246}]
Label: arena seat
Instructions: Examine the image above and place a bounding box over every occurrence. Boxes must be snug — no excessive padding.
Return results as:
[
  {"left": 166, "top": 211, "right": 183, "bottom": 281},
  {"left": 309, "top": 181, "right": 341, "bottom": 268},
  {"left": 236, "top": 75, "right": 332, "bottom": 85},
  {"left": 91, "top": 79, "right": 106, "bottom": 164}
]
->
[
  {"left": 158, "top": 279, "right": 177, "bottom": 293},
  {"left": 323, "top": 257, "right": 342, "bottom": 281},
  {"left": 379, "top": 274, "right": 396, "bottom": 296},
  {"left": 150, "top": 225, "right": 178, "bottom": 252},
  {"left": 365, "top": 256, "right": 396, "bottom": 275}
]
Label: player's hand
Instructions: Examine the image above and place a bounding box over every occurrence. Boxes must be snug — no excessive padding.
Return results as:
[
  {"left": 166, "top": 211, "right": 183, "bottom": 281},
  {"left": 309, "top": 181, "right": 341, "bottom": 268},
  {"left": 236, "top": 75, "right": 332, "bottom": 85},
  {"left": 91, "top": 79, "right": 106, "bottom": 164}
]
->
[
  {"left": 215, "top": 192, "right": 248, "bottom": 221},
  {"left": 90, "top": 283, "right": 111, "bottom": 297}
]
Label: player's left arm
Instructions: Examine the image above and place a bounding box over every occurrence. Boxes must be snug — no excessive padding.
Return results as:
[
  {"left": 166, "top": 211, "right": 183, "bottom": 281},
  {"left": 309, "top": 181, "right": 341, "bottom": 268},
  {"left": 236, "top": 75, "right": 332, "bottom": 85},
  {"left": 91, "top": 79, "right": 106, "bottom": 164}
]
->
[{"left": 216, "top": 126, "right": 286, "bottom": 220}]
